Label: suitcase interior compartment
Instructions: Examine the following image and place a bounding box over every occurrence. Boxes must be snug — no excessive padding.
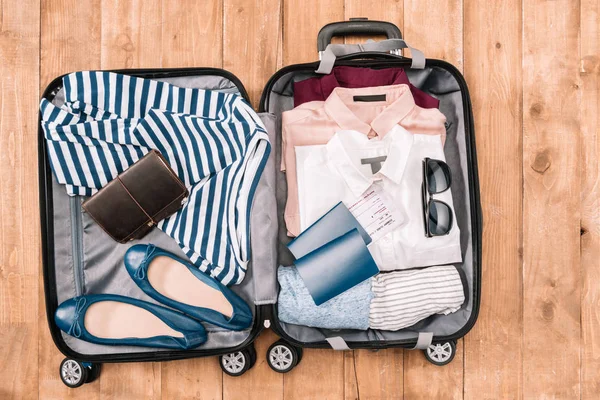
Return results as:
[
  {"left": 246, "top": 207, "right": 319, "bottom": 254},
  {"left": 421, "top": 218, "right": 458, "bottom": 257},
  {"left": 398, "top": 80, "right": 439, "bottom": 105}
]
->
[
  {"left": 261, "top": 60, "right": 480, "bottom": 346},
  {"left": 41, "top": 72, "right": 279, "bottom": 359}
]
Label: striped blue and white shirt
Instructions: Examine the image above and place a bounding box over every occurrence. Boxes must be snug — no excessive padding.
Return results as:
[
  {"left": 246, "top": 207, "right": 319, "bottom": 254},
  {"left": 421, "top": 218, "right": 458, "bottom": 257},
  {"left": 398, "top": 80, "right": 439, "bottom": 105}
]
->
[{"left": 41, "top": 71, "right": 270, "bottom": 286}]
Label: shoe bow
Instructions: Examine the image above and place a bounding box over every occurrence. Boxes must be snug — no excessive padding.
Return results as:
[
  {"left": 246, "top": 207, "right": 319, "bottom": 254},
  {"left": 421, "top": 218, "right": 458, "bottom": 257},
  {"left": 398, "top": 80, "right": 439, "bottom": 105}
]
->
[
  {"left": 134, "top": 244, "right": 157, "bottom": 280},
  {"left": 67, "top": 297, "right": 87, "bottom": 338}
]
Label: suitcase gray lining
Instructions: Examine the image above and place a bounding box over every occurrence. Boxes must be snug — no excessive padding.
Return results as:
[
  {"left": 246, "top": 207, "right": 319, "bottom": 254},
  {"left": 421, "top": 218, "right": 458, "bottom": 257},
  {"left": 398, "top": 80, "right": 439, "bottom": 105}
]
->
[
  {"left": 266, "top": 66, "right": 474, "bottom": 342},
  {"left": 51, "top": 75, "right": 278, "bottom": 354}
]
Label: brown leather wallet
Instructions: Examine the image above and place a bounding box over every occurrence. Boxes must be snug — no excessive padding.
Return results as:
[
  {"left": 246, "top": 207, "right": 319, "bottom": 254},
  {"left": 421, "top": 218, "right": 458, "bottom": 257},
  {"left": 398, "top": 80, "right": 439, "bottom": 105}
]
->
[{"left": 82, "top": 150, "right": 188, "bottom": 243}]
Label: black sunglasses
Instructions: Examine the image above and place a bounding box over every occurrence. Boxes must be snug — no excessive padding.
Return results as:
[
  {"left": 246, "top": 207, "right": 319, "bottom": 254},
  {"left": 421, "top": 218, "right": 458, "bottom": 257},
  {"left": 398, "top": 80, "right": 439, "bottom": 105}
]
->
[{"left": 421, "top": 158, "right": 453, "bottom": 237}]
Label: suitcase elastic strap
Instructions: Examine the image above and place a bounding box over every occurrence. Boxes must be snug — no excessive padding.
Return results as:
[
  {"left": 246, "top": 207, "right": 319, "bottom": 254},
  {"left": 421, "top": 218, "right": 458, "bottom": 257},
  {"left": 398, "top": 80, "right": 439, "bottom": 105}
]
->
[
  {"left": 325, "top": 332, "right": 433, "bottom": 350},
  {"left": 412, "top": 332, "right": 434, "bottom": 350},
  {"left": 316, "top": 39, "right": 426, "bottom": 74},
  {"left": 326, "top": 336, "right": 351, "bottom": 351}
]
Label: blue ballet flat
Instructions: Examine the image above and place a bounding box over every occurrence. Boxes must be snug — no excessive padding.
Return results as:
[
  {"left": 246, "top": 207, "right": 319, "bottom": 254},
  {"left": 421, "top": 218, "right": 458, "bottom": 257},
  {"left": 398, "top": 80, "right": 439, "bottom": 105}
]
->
[
  {"left": 55, "top": 294, "right": 207, "bottom": 349},
  {"left": 124, "top": 244, "right": 253, "bottom": 331}
]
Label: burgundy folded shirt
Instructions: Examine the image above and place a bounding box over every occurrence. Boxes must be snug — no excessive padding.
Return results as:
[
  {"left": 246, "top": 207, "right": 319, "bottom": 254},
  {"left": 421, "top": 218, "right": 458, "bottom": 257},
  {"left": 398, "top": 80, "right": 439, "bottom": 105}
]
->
[{"left": 293, "top": 66, "right": 439, "bottom": 109}]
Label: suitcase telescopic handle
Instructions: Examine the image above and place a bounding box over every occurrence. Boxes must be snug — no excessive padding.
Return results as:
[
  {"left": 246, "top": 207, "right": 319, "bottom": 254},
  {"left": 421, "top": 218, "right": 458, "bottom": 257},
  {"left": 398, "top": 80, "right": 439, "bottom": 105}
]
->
[
  {"left": 316, "top": 39, "right": 426, "bottom": 74},
  {"left": 317, "top": 18, "right": 403, "bottom": 53}
]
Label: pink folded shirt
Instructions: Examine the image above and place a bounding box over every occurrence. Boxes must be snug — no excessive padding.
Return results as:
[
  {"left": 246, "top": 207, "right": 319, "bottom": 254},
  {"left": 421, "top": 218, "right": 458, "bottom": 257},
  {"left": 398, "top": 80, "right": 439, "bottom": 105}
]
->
[
  {"left": 282, "top": 84, "right": 447, "bottom": 237},
  {"left": 293, "top": 66, "right": 439, "bottom": 109}
]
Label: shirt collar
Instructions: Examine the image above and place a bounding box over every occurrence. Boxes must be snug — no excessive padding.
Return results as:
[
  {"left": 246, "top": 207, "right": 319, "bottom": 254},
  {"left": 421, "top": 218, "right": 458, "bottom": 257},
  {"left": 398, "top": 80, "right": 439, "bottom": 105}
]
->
[
  {"left": 325, "top": 127, "right": 414, "bottom": 197},
  {"left": 371, "top": 85, "right": 416, "bottom": 135},
  {"left": 323, "top": 88, "right": 372, "bottom": 135},
  {"left": 318, "top": 66, "right": 408, "bottom": 96},
  {"left": 323, "top": 84, "right": 417, "bottom": 137}
]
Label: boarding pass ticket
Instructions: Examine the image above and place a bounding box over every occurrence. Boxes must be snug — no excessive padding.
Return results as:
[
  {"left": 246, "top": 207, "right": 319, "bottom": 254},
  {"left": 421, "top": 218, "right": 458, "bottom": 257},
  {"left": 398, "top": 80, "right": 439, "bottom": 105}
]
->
[{"left": 346, "top": 183, "right": 403, "bottom": 243}]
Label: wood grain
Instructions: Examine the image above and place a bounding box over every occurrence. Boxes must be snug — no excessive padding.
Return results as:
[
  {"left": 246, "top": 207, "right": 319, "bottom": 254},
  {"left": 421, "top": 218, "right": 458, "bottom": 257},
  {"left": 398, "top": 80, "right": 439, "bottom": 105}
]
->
[
  {"left": 402, "top": 1, "right": 465, "bottom": 396},
  {"left": 463, "top": 1, "right": 523, "bottom": 399},
  {"left": 38, "top": 1, "right": 102, "bottom": 399},
  {"left": 283, "top": 0, "right": 344, "bottom": 64},
  {"left": 344, "top": 349, "right": 403, "bottom": 400},
  {"left": 0, "top": 1, "right": 40, "bottom": 399},
  {"left": 161, "top": 0, "right": 223, "bottom": 68},
  {"left": 162, "top": 357, "right": 223, "bottom": 400},
  {"left": 580, "top": 1, "right": 600, "bottom": 399},
  {"left": 101, "top": 0, "right": 163, "bottom": 69},
  {"left": 403, "top": 0, "right": 463, "bottom": 70},
  {"left": 283, "top": 348, "right": 344, "bottom": 400},
  {"left": 100, "top": 362, "right": 162, "bottom": 400},
  {"left": 522, "top": 0, "right": 582, "bottom": 398},
  {"left": 223, "top": 0, "right": 282, "bottom": 107},
  {"left": 39, "top": 0, "right": 102, "bottom": 90}
]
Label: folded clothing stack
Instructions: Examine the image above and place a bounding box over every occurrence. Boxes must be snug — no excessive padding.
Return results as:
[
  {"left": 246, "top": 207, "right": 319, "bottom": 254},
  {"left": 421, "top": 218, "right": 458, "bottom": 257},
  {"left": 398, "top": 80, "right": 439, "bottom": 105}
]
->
[
  {"left": 277, "top": 265, "right": 466, "bottom": 331},
  {"left": 369, "top": 266, "right": 466, "bottom": 330},
  {"left": 277, "top": 65, "right": 465, "bottom": 332}
]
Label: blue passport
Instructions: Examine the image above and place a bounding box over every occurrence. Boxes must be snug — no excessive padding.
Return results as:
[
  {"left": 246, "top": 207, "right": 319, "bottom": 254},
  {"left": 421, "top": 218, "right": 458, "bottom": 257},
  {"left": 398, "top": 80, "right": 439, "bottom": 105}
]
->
[
  {"left": 294, "top": 229, "right": 378, "bottom": 306},
  {"left": 287, "top": 203, "right": 378, "bottom": 306},
  {"left": 287, "top": 202, "right": 371, "bottom": 259}
]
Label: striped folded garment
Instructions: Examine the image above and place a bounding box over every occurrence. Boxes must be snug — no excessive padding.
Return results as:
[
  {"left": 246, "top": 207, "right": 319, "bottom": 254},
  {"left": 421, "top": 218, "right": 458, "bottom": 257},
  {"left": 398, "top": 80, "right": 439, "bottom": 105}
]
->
[
  {"left": 369, "top": 265, "right": 466, "bottom": 331},
  {"left": 277, "top": 264, "right": 465, "bottom": 331},
  {"left": 40, "top": 71, "right": 271, "bottom": 286}
]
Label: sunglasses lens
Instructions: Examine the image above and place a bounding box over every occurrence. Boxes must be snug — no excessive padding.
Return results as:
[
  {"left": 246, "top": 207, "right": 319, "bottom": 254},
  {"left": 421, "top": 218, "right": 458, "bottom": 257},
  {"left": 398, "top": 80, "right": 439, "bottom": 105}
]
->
[
  {"left": 427, "top": 159, "right": 451, "bottom": 194},
  {"left": 429, "top": 200, "right": 452, "bottom": 236}
]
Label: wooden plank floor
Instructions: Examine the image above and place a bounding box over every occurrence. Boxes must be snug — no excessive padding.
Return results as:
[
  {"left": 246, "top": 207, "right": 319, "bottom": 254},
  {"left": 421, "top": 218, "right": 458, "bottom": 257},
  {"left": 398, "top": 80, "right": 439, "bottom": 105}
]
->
[{"left": 0, "top": 0, "right": 598, "bottom": 398}]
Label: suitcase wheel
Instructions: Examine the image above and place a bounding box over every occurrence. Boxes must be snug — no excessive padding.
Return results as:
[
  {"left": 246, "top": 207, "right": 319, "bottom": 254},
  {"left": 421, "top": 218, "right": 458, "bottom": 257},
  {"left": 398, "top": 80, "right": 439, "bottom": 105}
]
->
[
  {"left": 59, "top": 358, "right": 101, "bottom": 388},
  {"left": 219, "top": 345, "right": 257, "bottom": 377},
  {"left": 423, "top": 340, "right": 456, "bottom": 366},
  {"left": 84, "top": 362, "right": 101, "bottom": 383},
  {"left": 266, "top": 340, "right": 302, "bottom": 373}
]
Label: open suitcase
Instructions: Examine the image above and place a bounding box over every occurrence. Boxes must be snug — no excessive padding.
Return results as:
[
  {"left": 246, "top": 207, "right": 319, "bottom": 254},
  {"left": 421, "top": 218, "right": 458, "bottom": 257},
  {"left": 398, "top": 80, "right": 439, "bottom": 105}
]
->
[{"left": 39, "top": 19, "right": 482, "bottom": 387}]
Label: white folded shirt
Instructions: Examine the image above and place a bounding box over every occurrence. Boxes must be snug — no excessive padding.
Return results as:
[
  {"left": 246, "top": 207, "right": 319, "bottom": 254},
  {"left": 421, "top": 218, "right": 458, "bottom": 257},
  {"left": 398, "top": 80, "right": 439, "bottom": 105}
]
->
[{"left": 295, "top": 126, "right": 462, "bottom": 271}]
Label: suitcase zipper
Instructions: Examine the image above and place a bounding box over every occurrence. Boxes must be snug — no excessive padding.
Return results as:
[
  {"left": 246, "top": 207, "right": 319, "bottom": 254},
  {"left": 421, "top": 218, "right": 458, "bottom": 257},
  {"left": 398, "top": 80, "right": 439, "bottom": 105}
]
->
[{"left": 70, "top": 196, "right": 85, "bottom": 296}]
